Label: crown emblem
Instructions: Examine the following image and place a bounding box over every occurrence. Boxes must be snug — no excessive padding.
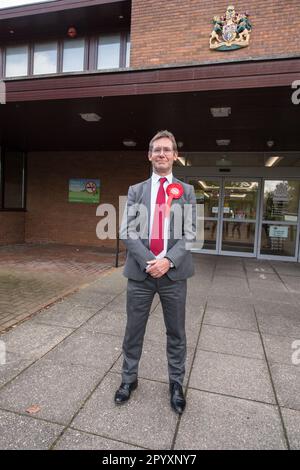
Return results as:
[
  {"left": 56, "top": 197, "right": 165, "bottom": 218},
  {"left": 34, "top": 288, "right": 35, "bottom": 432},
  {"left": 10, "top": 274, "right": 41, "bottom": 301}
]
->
[{"left": 209, "top": 5, "right": 252, "bottom": 51}]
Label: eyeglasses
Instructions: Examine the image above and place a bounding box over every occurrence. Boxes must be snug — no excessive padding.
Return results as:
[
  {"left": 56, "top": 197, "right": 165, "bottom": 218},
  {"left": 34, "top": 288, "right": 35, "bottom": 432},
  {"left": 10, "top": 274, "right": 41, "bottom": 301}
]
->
[{"left": 152, "top": 147, "right": 174, "bottom": 155}]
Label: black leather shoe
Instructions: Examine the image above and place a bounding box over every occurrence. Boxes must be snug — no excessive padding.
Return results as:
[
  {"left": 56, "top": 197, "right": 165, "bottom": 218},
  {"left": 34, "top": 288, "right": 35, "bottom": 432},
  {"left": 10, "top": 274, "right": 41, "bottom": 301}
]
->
[
  {"left": 169, "top": 382, "right": 186, "bottom": 414},
  {"left": 114, "top": 380, "right": 138, "bottom": 404}
]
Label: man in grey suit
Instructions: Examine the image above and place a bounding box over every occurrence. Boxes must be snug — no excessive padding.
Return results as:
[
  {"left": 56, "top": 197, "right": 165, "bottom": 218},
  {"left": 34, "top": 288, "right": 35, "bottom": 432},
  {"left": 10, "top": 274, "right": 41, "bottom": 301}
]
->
[{"left": 115, "top": 130, "right": 196, "bottom": 414}]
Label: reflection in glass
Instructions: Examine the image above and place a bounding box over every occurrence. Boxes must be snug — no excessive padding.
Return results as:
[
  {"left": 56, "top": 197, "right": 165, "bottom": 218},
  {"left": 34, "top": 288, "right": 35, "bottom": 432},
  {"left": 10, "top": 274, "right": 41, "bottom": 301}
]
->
[
  {"left": 263, "top": 180, "right": 300, "bottom": 222},
  {"left": 188, "top": 180, "right": 220, "bottom": 218},
  {"left": 5, "top": 46, "right": 28, "bottom": 77},
  {"left": 63, "top": 39, "right": 85, "bottom": 72},
  {"left": 260, "top": 224, "right": 297, "bottom": 257},
  {"left": 223, "top": 181, "right": 258, "bottom": 220},
  {"left": 203, "top": 221, "right": 217, "bottom": 250},
  {"left": 98, "top": 34, "right": 121, "bottom": 69},
  {"left": 222, "top": 221, "right": 255, "bottom": 253},
  {"left": 34, "top": 42, "right": 57, "bottom": 75}
]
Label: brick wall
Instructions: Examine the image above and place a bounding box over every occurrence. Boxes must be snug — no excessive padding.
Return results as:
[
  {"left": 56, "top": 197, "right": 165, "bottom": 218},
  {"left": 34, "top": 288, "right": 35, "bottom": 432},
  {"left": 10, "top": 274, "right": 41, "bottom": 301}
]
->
[
  {"left": 25, "top": 151, "right": 149, "bottom": 248},
  {"left": 130, "top": 0, "right": 300, "bottom": 67},
  {"left": 0, "top": 213, "right": 25, "bottom": 245}
]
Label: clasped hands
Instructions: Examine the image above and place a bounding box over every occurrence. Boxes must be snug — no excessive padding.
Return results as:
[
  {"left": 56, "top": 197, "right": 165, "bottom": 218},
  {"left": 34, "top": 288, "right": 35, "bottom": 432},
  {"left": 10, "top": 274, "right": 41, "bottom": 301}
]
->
[{"left": 146, "top": 258, "right": 171, "bottom": 278}]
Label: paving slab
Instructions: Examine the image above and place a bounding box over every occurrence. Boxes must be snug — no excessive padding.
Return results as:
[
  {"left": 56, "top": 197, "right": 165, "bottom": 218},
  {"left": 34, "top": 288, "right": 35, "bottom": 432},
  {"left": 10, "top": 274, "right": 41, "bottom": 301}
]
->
[
  {"left": 44, "top": 329, "right": 122, "bottom": 369},
  {"left": 281, "top": 408, "right": 300, "bottom": 450},
  {"left": 271, "top": 262, "right": 300, "bottom": 277},
  {"left": 34, "top": 302, "right": 99, "bottom": 329},
  {"left": 206, "top": 295, "right": 255, "bottom": 313},
  {"left": 0, "top": 351, "right": 34, "bottom": 388},
  {"left": 250, "top": 288, "right": 298, "bottom": 305},
  {"left": 255, "top": 309, "right": 300, "bottom": 338},
  {"left": 80, "top": 310, "right": 127, "bottom": 338},
  {"left": 174, "top": 389, "right": 286, "bottom": 450},
  {"left": 0, "top": 320, "right": 74, "bottom": 360},
  {"left": 198, "top": 325, "right": 264, "bottom": 359},
  {"left": 72, "top": 373, "right": 178, "bottom": 450},
  {"left": 65, "top": 291, "right": 118, "bottom": 309},
  {"left": 0, "top": 358, "right": 103, "bottom": 425},
  {"left": 189, "top": 349, "right": 275, "bottom": 404},
  {"left": 203, "top": 305, "right": 258, "bottom": 332},
  {"left": 270, "top": 364, "right": 300, "bottom": 411},
  {"left": 54, "top": 428, "right": 144, "bottom": 450},
  {"left": 262, "top": 333, "right": 299, "bottom": 366},
  {"left": 0, "top": 409, "right": 64, "bottom": 450}
]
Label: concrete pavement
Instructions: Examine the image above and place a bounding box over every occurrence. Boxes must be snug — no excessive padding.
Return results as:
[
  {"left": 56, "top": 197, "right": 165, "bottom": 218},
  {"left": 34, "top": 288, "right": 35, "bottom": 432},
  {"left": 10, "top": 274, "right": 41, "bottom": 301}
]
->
[{"left": 0, "top": 254, "right": 300, "bottom": 449}]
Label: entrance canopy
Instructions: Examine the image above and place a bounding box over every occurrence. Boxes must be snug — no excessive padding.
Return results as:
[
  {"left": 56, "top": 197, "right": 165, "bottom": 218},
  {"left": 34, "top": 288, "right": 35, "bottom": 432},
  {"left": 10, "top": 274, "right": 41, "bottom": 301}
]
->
[{"left": 1, "top": 85, "right": 300, "bottom": 154}]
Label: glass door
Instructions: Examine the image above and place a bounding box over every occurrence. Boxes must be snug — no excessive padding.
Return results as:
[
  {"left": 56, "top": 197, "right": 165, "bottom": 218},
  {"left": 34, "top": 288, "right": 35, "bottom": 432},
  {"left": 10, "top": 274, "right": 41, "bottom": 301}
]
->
[
  {"left": 187, "top": 178, "right": 221, "bottom": 252},
  {"left": 259, "top": 180, "right": 300, "bottom": 260},
  {"left": 220, "top": 180, "right": 260, "bottom": 256}
]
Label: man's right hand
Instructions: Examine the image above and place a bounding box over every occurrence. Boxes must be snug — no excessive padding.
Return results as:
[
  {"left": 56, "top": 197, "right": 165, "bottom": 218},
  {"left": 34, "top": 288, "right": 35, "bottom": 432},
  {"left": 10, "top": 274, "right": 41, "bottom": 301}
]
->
[{"left": 146, "top": 258, "right": 171, "bottom": 278}]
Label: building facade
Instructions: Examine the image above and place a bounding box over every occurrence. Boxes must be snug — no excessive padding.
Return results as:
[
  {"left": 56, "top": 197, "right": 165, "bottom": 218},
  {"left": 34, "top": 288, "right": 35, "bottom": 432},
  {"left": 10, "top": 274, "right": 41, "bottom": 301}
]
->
[{"left": 0, "top": 0, "right": 300, "bottom": 261}]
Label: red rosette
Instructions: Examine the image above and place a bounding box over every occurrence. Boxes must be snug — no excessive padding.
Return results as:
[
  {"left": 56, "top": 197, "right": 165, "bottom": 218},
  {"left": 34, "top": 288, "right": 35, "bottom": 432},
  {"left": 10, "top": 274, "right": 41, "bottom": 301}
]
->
[{"left": 165, "top": 183, "right": 184, "bottom": 217}]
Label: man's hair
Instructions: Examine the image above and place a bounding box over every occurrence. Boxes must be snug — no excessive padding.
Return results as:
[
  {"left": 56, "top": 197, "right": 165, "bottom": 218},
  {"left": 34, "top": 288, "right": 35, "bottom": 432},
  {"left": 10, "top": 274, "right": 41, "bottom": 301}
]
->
[{"left": 148, "top": 130, "right": 178, "bottom": 153}]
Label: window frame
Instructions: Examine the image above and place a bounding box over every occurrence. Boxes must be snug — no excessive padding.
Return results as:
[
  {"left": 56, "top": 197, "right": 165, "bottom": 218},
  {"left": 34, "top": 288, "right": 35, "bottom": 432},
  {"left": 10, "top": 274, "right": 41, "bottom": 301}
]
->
[{"left": 0, "top": 30, "right": 130, "bottom": 79}]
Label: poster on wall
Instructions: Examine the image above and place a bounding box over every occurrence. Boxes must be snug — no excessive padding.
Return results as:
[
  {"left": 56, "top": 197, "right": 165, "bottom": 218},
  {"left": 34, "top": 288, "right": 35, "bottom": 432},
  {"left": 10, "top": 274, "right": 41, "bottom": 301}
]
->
[{"left": 69, "top": 178, "right": 100, "bottom": 204}]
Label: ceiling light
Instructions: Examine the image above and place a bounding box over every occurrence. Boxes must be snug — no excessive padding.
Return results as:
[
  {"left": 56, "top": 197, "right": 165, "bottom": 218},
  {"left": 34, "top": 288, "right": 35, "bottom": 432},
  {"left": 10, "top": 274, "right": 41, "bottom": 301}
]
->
[
  {"left": 229, "top": 194, "right": 247, "bottom": 198},
  {"left": 216, "top": 156, "right": 232, "bottom": 167},
  {"left": 265, "top": 156, "right": 284, "bottom": 167},
  {"left": 211, "top": 107, "right": 231, "bottom": 118},
  {"left": 266, "top": 139, "right": 274, "bottom": 148},
  {"left": 123, "top": 139, "right": 137, "bottom": 147},
  {"left": 216, "top": 139, "right": 231, "bottom": 146},
  {"left": 177, "top": 141, "right": 184, "bottom": 148},
  {"left": 79, "top": 113, "right": 101, "bottom": 122}
]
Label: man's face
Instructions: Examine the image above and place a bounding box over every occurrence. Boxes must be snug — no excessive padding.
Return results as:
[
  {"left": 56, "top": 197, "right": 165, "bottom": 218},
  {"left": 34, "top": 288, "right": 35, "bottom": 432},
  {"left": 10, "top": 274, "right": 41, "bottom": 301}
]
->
[{"left": 148, "top": 137, "right": 178, "bottom": 175}]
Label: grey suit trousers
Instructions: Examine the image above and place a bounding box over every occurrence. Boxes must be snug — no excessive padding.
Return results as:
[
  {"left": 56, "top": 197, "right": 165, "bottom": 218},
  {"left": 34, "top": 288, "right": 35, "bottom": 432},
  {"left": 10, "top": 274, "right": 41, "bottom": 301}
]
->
[{"left": 122, "top": 274, "right": 187, "bottom": 386}]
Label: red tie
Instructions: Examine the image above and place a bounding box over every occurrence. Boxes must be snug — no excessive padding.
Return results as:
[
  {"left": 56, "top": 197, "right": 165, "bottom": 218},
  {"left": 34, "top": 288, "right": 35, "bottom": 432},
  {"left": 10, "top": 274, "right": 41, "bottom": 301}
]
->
[{"left": 150, "top": 177, "right": 167, "bottom": 256}]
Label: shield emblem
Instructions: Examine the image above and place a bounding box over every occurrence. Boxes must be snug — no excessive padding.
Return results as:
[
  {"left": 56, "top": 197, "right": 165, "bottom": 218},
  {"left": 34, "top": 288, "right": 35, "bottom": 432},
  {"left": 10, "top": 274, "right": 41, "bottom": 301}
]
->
[{"left": 222, "top": 24, "right": 237, "bottom": 42}]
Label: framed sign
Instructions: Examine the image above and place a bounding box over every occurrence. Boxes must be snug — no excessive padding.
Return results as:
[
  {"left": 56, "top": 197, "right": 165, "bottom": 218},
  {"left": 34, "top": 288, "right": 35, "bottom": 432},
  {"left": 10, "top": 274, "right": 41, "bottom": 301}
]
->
[
  {"left": 69, "top": 178, "right": 100, "bottom": 204},
  {"left": 269, "top": 226, "right": 289, "bottom": 239}
]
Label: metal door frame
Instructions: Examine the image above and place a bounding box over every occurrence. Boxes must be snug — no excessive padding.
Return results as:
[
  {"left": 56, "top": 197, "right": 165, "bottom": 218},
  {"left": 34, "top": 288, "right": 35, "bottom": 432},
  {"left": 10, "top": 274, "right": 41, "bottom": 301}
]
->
[{"left": 219, "top": 177, "right": 262, "bottom": 258}]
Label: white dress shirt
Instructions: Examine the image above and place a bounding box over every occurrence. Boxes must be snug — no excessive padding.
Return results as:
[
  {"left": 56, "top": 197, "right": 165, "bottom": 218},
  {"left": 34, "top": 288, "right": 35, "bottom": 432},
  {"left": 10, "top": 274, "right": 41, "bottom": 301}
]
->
[{"left": 149, "top": 172, "right": 173, "bottom": 259}]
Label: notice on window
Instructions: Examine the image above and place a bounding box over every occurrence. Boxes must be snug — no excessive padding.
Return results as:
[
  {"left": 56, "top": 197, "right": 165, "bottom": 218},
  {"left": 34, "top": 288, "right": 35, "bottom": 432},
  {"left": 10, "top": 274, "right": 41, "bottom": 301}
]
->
[
  {"left": 269, "top": 226, "right": 289, "bottom": 238},
  {"left": 69, "top": 179, "right": 100, "bottom": 204}
]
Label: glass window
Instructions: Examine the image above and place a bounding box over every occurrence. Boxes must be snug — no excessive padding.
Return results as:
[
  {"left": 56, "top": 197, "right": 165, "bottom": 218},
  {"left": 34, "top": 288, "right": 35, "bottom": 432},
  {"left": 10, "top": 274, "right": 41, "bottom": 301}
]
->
[
  {"left": 3, "top": 152, "right": 25, "bottom": 209},
  {"left": 97, "top": 34, "right": 121, "bottom": 70},
  {"left": 223, "top": 181, "right": 259, "bottom": 220},
  {"left": 5, "top": 45, "right": 28, "bottom": 77},
  {"left": 260, "top": 224, "right": 298, "bottom": 257},
  {"left": 33, "top": 42, "right": 57, "bottom": 75},
  {"left": 263, "top": 180, "right": 300, "bottom": 222},
  {"left": 63, "top": 38, "right": 85, "bottom": 72}
]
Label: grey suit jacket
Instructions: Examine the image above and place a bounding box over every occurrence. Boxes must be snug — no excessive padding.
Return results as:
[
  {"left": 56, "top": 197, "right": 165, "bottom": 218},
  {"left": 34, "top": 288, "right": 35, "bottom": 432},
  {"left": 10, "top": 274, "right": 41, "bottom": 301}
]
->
[{"left": 120, "top": 176, "right": 196, "bottom": 281}]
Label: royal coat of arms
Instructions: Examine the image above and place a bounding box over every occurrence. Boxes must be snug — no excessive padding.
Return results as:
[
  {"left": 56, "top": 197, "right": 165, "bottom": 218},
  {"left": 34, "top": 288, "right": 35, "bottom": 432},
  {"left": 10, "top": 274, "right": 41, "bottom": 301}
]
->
[{"left": 209, "top": 5, "right": 252, "bottom": 51}]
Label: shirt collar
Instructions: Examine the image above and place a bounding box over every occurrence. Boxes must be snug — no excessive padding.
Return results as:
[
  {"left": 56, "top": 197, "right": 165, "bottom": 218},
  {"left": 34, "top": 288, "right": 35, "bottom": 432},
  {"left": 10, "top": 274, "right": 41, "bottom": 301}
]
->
[{"left": 151, "top": 172, "right": 173, "bottom": 185}]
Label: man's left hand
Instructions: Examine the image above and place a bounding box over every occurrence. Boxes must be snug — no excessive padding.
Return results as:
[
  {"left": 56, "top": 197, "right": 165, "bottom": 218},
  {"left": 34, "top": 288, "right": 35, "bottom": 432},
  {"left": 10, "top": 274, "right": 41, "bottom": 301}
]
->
[{"left": 146, "top": 258, "right": 170, "bottom": 278}]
